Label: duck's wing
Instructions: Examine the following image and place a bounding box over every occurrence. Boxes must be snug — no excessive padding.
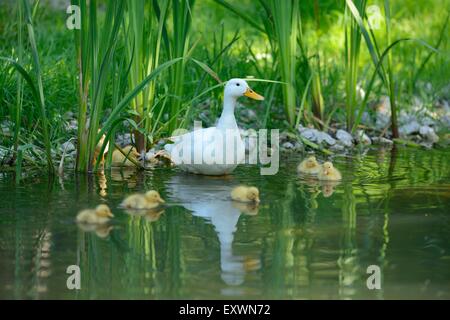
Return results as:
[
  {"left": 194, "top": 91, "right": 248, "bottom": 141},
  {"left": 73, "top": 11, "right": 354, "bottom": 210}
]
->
[
  {"left": 164, "top": 127, "right": 217, "bottom": 165},
  {"left": 164, "top": 127, "right": 245, "bottom": 171}
]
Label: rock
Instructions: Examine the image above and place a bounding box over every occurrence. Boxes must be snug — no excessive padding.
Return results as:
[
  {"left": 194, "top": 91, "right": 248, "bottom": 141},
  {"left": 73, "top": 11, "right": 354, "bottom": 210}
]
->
[
  {"left": 240, "top": 109, "right": 257, "bottom": 121},
  {"left": 61, "top": 140, "right": 76, "bottom": 154},
  {"left": 116, "top": 133, "right": 132, "bottom": 147},
  {"left": 316, "top": 131, "right": 336, "bottom": 146},
  {"left": 375, "top": 96, "right": 391, "bottom": 129},
  {"left": 299, "top": 127, "right": 319, "bottom": 141},
  {"left": 281, "top": 142, "right": 294, "bottom": 150},
  {"left": 399, "top": 121, "right": 420, "bottom": 136},
  {"left": 371, "top": 137, "right": 393, "bottom": 146},
  {"left": 355, "top": 130, "right": 371, "bottom": 146},
  {"left": 298, "top": 125, "right": 335, "bottom": 146},
  {"left": 420, "top": 117, "right": 435, "bottom": 127},
  {"left": 65, "top": 119, "right": 78, "bottom": 131},
  {"left": 336, "top": 129, "right": 353, "bottom": 147},
  {"left": 330, "top": 144, "right": 345, "bottom": 152},
  {"left": 419, "top": 126, "right": 439, "bottom": 144},
  {"left": 360, "top": 111, "right": 374, "bottom": 126},
  {"left": 1, "top": 120, "right": 12, "bottom": 136}
]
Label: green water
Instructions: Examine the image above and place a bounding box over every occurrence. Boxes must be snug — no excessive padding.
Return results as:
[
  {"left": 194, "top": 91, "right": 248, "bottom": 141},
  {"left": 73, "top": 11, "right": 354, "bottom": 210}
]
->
[{"left": 0, "top": 146, "right": 449, "bottom": 299}]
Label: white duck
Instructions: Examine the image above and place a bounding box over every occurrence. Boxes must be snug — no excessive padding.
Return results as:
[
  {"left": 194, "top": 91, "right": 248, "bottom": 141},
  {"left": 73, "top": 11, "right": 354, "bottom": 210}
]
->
[{"left": 165, "top": 78, "right": 264, "bottom": 175}]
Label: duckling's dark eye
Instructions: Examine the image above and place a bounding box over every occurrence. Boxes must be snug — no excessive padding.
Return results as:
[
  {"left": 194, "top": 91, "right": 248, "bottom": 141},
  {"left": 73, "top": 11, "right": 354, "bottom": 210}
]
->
[{"left": 236, "top": 83, "right": 240, "bottom": 86}]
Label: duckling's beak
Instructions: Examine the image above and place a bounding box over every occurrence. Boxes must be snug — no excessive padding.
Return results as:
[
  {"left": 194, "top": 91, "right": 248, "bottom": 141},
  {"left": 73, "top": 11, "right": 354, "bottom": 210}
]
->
[
  {"left": 107, "top": 211, "right": 114, "bottom": 218},
  {"left": 244, "top": 87, "right": 264, "bottom": 101},
  {"left": 158, "top": 197, "right": 165, "bottom": 204}
]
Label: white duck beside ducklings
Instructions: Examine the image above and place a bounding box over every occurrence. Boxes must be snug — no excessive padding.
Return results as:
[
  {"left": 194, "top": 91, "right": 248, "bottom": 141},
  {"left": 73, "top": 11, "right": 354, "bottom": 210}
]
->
[
  {"left": 121, "top": 190, "right": 165, "bottom": 210},
  {"left": 76, "top": 204, "right": 114, "bottom": 224},
  {"left": 318, "top": 161, "right": 342, "bottom": 181},
  {"left": 164, "top": 78, "right": 264, "bottom": 175}
]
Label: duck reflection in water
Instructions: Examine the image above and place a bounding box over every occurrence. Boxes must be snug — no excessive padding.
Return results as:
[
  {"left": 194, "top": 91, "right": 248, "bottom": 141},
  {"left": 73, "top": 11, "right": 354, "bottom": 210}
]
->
[{"left": 167, "top": 174, "right": 260, "bottom": 287}]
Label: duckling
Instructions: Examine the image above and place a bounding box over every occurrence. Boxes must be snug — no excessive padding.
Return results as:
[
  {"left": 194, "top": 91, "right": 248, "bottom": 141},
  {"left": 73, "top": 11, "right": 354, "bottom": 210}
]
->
[
  {"left": 76, "top": 204, "right": 114, "bottom": 224},
  {"left": 297, "top": 156, "right": 321, "bottom": 175},
  {"left": 93, "top": 129, "right": 109, "bottom": 169},
  {"left": 231, "top": 186, "right": 260, "bottom": 203},
  {"left": 112, "top": 145, "right": 140, "bottom": 167},
  {"left": 318, "top": 161, "right": 342, "bottom": 181},
  {"left": 121, "top": 190, "right": 165, "bottom": 209}
]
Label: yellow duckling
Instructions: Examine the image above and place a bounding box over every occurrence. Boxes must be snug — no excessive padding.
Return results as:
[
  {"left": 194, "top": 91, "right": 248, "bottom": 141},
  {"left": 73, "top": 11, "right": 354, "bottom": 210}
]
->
[
  {"left": 297, "top": 156, "right": 321, "bottom": 174},
  {"left": 231, "top": 186, "right": 260, "bottom": 203},
  {"left": 318, "top": 161, "right": 342, "bottom": 181},
  {"left": 112, "top": 145, "right": 140, "bottom": 167},
  {"left": 121, "top": 190, "right": 165, "bottom": 209},
  {"left": 76, "top": 204, "right": 114, "bottom": 224}
]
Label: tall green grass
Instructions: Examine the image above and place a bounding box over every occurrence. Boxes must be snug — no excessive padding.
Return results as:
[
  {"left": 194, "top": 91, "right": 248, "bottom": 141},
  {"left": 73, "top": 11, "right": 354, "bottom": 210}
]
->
[
  {"left": 267, "top": 0, "right": 299, "bottom": 126},
  {"left": 213, "top": 0, "right": 331, "bottom": 129},
  {"left": 346, "top": 0, "right": 438, "bottom": 136},
  {"left": 1, "top": 0, "right": 54, "bottom": 173},
  {"left": 344, "top": 0, "right": 366, "bottom": 132},
  {"left": 125, "top": 0, "right": 168, "bottom": 152},
  {"left": 72, "top": 0, "right": 184, "bottom": 172},
  {"left": 72, "top": 0, "right": 125, "bottom": 172},
  {"left": 165, "top": 0, "right": 196, "bottom": 132}
]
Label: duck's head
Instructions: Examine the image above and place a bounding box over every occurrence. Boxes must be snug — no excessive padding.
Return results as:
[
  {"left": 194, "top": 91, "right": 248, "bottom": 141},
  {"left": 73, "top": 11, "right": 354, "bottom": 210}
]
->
[
  {"left": 225, "top": 78, "right": 264, "bottom": 101},
  {"left": 306, "top": 156, "right": 319, "bottom": 168},
  {"left": 246, "top": 186, "right": 260, "bottom": 203},
  {"left": 95, "top": 204, "right": 114, "bottom": 218},
  {"left": 322, "top": 161, "right": 334, "bottom": 175},
  {"left": 145, "top": 190, "right": 165, "bottom": 204}
]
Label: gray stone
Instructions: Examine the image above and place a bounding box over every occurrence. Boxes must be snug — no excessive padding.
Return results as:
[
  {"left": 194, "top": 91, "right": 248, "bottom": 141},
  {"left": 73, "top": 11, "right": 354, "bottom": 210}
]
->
[
  {"left": 336, "top": 129, "right": 353, "bottom": 147},
  {"left": 61, "top": 140, "right": 76, "bottom": 153},
  {"left": 355, "top": 130, "right": 371, "bottom": 145},
  {"left": 282, "top": 142, "right": 294, "bottom": 150},
  {"left": 399, "top": 121, "right": 420, "bottom": 136},
  {"left": 419, "top": 126, "right": 439, "bottom": 144},
  {"left": 371, "top": 137, "right": 394, "bottom": 146}
]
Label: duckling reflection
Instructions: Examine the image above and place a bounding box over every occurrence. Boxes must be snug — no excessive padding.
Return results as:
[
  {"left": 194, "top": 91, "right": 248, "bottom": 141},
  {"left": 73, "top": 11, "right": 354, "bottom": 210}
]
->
[
  {"left": 124, "top": 207, "right": 165, "bottom": 223},
  {"left": 320, "top": 180, "right": 340, "bottom": 197},
  {"left": 167, "top": 174, "right": 260, "bottom": 286},
  {"left": 97, "top": 172, "right": 107, "bottom": 197},
  {"left": 111, "top": 168, "right": 137, "bottom": 188},
  {"left": 77, "top": 223, "right": 113, "bottom": 239}
]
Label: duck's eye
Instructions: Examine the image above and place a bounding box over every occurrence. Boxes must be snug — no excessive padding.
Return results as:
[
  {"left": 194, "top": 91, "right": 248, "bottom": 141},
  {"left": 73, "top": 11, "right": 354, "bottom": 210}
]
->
[{"left": 236, "top": 83, "right": 240, "bottom": 86}]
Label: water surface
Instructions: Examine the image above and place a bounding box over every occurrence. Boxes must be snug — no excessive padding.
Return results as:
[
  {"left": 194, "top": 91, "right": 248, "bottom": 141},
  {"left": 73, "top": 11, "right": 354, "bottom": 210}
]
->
[{"left": 0, "top": 146, "right": 449, "bottom": 299}]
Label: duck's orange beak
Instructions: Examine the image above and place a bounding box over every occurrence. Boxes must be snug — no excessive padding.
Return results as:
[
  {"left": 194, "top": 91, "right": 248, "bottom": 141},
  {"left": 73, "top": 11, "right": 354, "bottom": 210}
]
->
[{"left": 244, "top": 87, "right": 264, "bottom": 101}]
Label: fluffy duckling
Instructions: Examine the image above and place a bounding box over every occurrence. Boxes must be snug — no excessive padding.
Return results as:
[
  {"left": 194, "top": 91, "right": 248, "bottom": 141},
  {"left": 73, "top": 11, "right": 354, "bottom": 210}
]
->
[
  {"left": 231, "top": 186, "right": 260, "bottom": 203},
  {"left": 112, "top": 145, "right": 140, "bottom": 167},
  {"left": 121, "top": 190, "right": 165, "bottom": 209},
  {"left": 318, "top": 161, "right": 342, "bottom": 181},
  {"left": 297, "top": 156, "right": 321, "bottom": 175},
  {"left": 76, "top": 204, "right": 114, "bottom": 224}
]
